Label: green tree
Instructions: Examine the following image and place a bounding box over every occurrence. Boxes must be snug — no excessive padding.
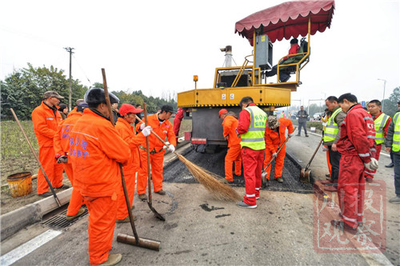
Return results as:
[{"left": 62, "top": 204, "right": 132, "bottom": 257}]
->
[
  {"left": 384, "top": 86, "right": 400, "bottom": 117},
  {"left": 1, "top": 63, "right": 88, "bottom": 120}
]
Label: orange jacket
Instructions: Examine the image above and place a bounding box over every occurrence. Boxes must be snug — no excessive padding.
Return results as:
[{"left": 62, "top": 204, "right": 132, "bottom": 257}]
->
[
  {"left": 54, "top": 111, "right": 83, "bottom": 156},
  {"left": 136, "top": 113, "right": 177, "bottom": 151},
  {"left": 70, "top": 108, "right": 131, "bottom": 197},
  {"left": 67, "top": 106, "right": 78, "bottom": 117},
  {"left": 32, "top": 101, "right": 63, "bottom": 148},
  {"left": 265, "top": 118, "right": 294, "bottom": 153},
  {"left": 222, "top": 115, "right": 241, "bottom": 147},
  {"left": 115, "top": 118, "right": 145, "bottom": 173}
]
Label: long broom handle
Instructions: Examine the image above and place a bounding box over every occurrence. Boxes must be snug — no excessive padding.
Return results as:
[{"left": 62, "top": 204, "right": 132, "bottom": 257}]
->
[
  {"left": 305, "top": 137, "right": 323, "bottom": 170},
  {"left": 10, "top": 108, "right": 61, "bottom": 207},
  {"left": 143, "top": 103, "right": 153, "bottom": 205},
  {"left": 262, "top": 127, "right": 297, "bottom": 172},
  {"left": 102, "top": 68, "right": 139, "bottom": 243}
]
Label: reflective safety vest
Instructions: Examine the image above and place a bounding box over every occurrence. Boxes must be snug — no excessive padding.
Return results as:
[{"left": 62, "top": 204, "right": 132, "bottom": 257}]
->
[
  {"left": 323, "top": 107, "right": 341, "bottom": 142},
  {"left": 374, "top": 112, "right": 390, "bottom": 144},
  {"left": 392, "top": 112, "right": 400, "bottom": 152},
  {"left": 240, "top": 106, "right": 267, "bottom": 150}
]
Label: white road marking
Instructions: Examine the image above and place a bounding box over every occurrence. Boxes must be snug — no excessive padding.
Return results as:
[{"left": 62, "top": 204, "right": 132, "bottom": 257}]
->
[{"left": 0, "top": 229, "right": 61, "bottom": 266}]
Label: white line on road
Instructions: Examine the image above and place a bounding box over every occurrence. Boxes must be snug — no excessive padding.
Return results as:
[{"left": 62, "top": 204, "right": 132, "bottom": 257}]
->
[{"left": 0, "top": 229, "right": 61, "bottom": 266}]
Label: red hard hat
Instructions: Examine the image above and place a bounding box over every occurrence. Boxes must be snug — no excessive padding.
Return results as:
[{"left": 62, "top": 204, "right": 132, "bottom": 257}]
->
[
  {"left": 219, "top": 109, "right": 228, "bottom": 118},
  {"left": 119, "top": 104, "right": 143, "bottom": 116}
]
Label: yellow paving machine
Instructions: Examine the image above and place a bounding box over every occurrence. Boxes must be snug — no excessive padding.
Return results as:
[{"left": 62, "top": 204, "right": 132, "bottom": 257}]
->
[{"left": 177, "top": 0, "right": 335, "bottom": 152}]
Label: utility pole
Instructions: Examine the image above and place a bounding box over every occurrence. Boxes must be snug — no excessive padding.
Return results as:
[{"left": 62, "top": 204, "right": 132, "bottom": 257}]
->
[
  {"left": 64, "top": 47, "right": 74, "bottom": 111},
  {"left": 378, "top": 78, "right": 386, "bottom": 112}
]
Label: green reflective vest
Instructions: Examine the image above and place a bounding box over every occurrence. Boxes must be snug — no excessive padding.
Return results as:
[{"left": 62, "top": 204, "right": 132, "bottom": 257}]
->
[
  {"left": 392, "top": 113, "right": 400, "bottom": 152},
  {"left": 240, "top": 106, "right": 267, "bottom": 150},
  {"left": 374, "top": 112, "right": 390, "bottom": 144},
  {"left": 323, "top": 107, "right": 341, "bottom": 142}
]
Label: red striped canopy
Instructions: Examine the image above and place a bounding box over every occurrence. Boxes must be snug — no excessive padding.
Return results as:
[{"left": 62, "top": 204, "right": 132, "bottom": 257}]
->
[{"left": 235, "top": 0, "right": 335, "bottom": 44}]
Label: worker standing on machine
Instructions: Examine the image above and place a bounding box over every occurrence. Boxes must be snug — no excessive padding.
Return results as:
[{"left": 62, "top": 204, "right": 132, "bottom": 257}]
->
[
  {"left": 136, "top": 105, "right": 176, "bottom": 200},
  {"left": 236, "top": 97, "right": 267, "bottom": 208},
  {"left": 264, "top": 116, "right": 294, "bottom": 183},
  {"left": 219, "top": 109, "right": 242, "bottom": 183},
  {"left": 365, "top": 99, "right": 391, "bottom": 182},
  {"left": 331, "top": 93, "right": 378, "bottom": 233},
  {"left": 69, "top": 88, "right": 131, "bottom": 265},
  {"left": 115, "top": 104, "right": 151, "bottom": 223}
]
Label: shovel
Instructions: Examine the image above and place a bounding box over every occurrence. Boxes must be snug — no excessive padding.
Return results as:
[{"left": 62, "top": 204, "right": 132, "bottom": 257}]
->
[
  {"left": 142, "top": 103, "right": 166, "bottom": 221},
  {"left": 300, "top": 137, "right": 323, "bottom": 183},
  {"left": 10, "top": 108, "right": 62, "bottom": 207},
  {"left": 101, "top": 68, "right": 161, "bottom": 251}
]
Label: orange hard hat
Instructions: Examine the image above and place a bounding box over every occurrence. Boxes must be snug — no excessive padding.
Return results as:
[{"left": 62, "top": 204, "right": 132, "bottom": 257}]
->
[{"left": 219, "top": 109, "right": 228, "bottom": 118}]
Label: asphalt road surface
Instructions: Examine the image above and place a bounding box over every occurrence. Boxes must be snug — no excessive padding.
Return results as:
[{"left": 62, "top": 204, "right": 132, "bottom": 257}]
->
[{"left": 1, "top": 139, "right": 398, "bottom": 265}]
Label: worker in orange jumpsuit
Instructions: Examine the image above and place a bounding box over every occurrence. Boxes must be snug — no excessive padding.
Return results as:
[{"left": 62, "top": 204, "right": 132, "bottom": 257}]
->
[
  {"left": 136, "top": 105, "right": 177, "bottom": 200},
  {"left": 32, "top": 91, "right": 68, "bottom": 197},
  {"left": 264, "top": 116, "right": 294, "bottom": 183},
  {"left": 67, "top": 98, "right": 84, "bottom": 117},
  {"left": 219, "top": 109, "right": 241, "bottom": 182},
  {"left": 332, "top": 93, "right": 378, "bottom": 233},
  {"left": 115, "top": 104, "right": 151, "bottom": 223},
  {"left": 70, "top": 88, "right": 130, "bottom": 266},
  {"left": 54, "top": 102, "right": 88, "bottom": 220},
  {"left": 173, "top": 107, "right": 184, "bottom": 143}
]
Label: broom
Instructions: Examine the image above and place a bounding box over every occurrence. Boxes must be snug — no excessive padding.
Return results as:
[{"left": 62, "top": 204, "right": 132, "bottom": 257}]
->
[{"left": 135, "top": 115, "right": 241, "bottom": 202}]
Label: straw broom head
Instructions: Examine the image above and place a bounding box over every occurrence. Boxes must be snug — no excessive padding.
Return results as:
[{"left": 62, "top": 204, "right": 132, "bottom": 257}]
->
[{"left": 175, "top": 153, "right": 242, "bottom": 201}]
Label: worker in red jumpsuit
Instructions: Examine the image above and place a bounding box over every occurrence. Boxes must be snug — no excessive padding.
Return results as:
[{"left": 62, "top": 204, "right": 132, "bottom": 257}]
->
[
  {"left": 237, "top": 97, "right": 267, "bottom": 208},
  {"left": 115, "top": 104, "right": 150, "bottom": 223},
  {"left": 32, "top": 91, "right": 68, "bottom": 197},
  {"left": 136, "top": 105, "right": 176, "bottom": 200},
  {"left": 54, "top": 102, "right": 88, "bottom": 220},
  {"left": 365, "top": 99, "right": 391, "bottom": 182},
  {"left": 219, "top": 109, "right": 241, "bottom": 182},
  {"left": 332, "top": 93, "right": 378, "bottom": 233},
  {"left": 264, "top": 116, "right": 294, "bottom": 183},
  {"left": 70, "top": 88, "right": 130, "bottom": 265},
  {"left": 265, "top": 38, "right": 300, "bottom": 82},
  {"left": 173, "top": 107, "right": 184, "bottom": 143}
]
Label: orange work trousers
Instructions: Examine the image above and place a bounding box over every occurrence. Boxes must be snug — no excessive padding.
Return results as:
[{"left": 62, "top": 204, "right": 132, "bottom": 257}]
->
[
  {"left": 37, "top": 146, "right": 63, "bottom": 194},
  {"left": 264, "top": 145, "right": 286, "bottom": 180},
  {"left": 137, "top": 149, "right": 165, "bottom": 195},
  {"left": 324, "top": 145, "right": 332, "bottom": 176},
  {"left": 84, "top": 195, "right": 118, "bottom": 265},
  {"left": 225, "top": 145, "right": 242, "bottom": 181},
  {"left": 63, "top": 163, "right": 84, "bottom": 216},
  {"left": 116, "top": 171, "right": 137, "bottom": 220}
]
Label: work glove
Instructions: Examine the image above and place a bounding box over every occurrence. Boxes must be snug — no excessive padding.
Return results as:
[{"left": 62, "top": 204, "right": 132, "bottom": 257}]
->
[
  {"left": 140, "top": 123, "right": 146, "bottom": 130},
  {"left": 142, "top": 126, "right": 152, "bottom": 137},
  {"left": 364, "top": 158, "right": 379, "bottom": 171},
  {"left": 56, "top": 155, "right": 68, "bottom": 164},
  {"left": 167, "top": 144, "right": 175, "bottom": 153},
  {"left": 272, "top": 152, "right": 278, "bottom": 158},
  {"left": 163, "top": 142, "right": 170, "bottom": 150},
  {"left": 289, "top": 133, "right": 295, "bottom": 138},
  {"left": 322, "top": 146, "right": 328, "bottom": 152}
]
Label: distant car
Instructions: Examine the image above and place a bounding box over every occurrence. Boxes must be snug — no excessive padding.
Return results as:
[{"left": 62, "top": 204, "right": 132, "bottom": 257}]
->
[{"left": 313, "top": 112, "right": 324, "bottom": 120}]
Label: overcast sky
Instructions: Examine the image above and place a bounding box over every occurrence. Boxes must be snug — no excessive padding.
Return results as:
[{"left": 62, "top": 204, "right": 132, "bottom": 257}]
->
[{"left": 1, "top": 0, "right": 399, "bottom": 107}]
